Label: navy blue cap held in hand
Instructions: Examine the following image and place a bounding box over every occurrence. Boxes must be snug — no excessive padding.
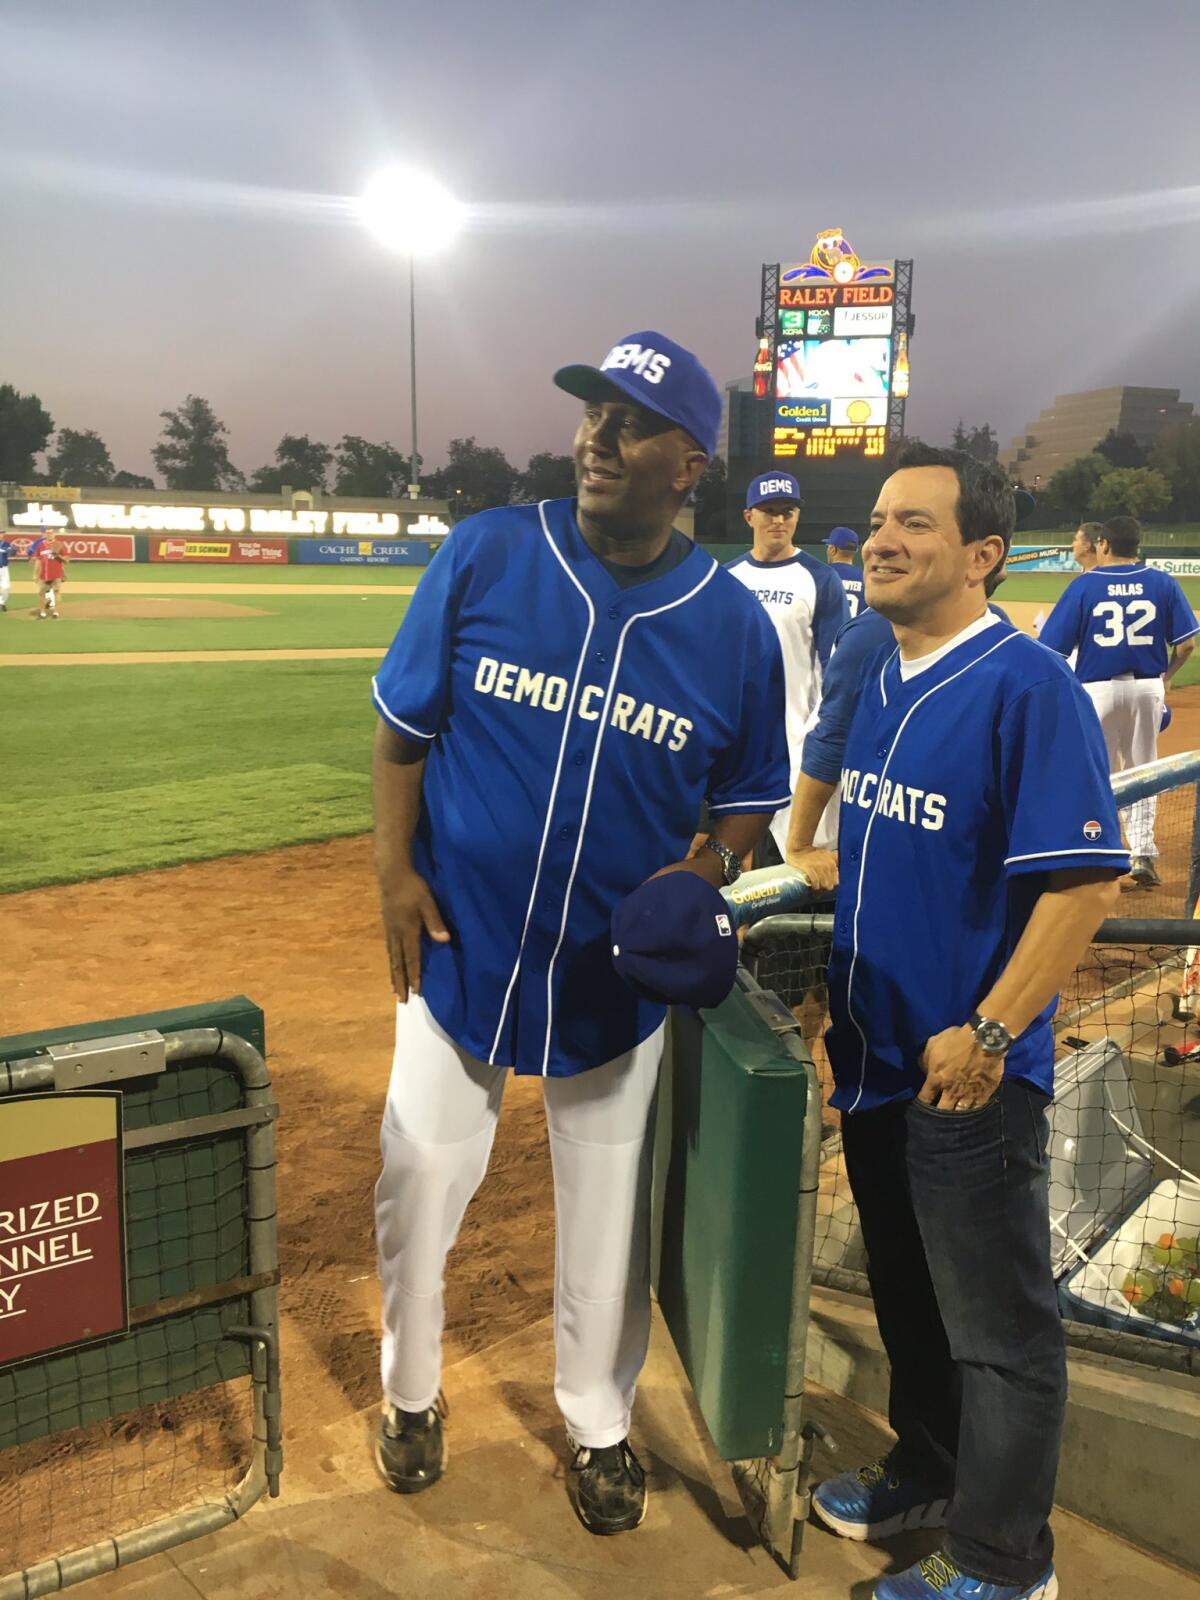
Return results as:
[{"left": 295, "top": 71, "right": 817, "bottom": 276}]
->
[{"left": 610, "top": 870, "right": 739, "bottom": 1011}]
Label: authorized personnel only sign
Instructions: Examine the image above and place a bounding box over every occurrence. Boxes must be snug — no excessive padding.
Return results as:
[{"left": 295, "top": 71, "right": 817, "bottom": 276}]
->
[{"left": 0, "top": 1093, "right": 127, "bottom": 1366}]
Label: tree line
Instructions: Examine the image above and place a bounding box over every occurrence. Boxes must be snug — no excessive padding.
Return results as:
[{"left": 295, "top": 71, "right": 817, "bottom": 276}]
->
[
  {"left": 4, "top": 380, "right": 1197, "bottom": 533},
  {"left": 0, "top": 385, "right": 577, "bottom": 513}
]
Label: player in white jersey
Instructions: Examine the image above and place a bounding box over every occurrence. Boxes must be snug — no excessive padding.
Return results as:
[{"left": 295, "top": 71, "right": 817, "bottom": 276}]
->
[
  {"left": 823, "top": 525, "right": 865, "bottom": 615},
  {"left": 725, "top": 472, "right": 850, "bottom": 858},
  {"left": 1040, "top": 514, "right": 1198, "bottom": 885}
]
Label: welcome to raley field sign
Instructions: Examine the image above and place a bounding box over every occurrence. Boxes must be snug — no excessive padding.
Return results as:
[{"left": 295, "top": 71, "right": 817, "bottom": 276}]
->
[
  {"left": 0, "top": 1093, "right": 127, "bottom": 1367},
  {"left": 10, "top": 500, "right": 447, "bottom": 538}
]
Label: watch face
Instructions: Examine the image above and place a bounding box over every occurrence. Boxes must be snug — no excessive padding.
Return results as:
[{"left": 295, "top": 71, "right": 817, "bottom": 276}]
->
[{"left": 977, "top": 1018, "right": 1011, "bottom": 1054}]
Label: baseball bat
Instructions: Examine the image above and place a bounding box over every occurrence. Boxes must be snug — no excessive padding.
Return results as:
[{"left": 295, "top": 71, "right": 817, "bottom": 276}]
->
[
  {"left": 1110, "top": 749, "right": 1200, "bottom": 807},
  {"left": 720, "top": 749, "right": 1200, "bottom": 933},
  {"left": 720, "top": 863, "right": 815, "bottom": 928}
]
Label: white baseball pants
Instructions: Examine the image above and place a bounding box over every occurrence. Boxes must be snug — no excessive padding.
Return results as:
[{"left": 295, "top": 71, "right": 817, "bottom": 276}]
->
[
  {"left": 0, "top": 567, "right": 9, "bottom": 608},
  {"left": 375, "top": 996, "right": 664, "bottom": 1448},
  {"left": 1084, "top": 676, "right": 1164, "bottom": 859}
]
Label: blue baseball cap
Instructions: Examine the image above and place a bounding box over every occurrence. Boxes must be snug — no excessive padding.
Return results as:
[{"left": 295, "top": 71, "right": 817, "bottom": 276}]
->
[
  {"left": 746, "top": 471, "right": 803, "bottom": 509},
  {"left": 554, "top": 332, "right": 721, "bottom": 457},
  {"left": 1161, "top": 703, "right": 1172, "bottom": 733},
  {"left": 823, "top": 526, "right": 859, "bottom": 550},
  {"left": 610, "top": 871, "right": 739, "bottom": 1011}
]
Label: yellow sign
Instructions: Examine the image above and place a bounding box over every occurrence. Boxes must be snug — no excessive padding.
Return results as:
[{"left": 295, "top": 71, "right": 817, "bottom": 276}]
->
[{"left": 19, "top": 485, "right": 80, "bottom": 502}]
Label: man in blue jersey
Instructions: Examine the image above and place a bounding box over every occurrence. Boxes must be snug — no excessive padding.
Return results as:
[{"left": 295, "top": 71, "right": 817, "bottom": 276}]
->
[
  {"left": 1039, "top": 515, "right": 1198, "bottom": 886},
  {"left": 823, "top": 526, "right": 864, "bottom": 616},
  {"left": 0, "top": 535, "right": 14, "bottom": 613},
  {"left": 797, "top": 443, "right": 1124, "bottom": 1600},
  {"left": 726, "top": 473, "right": 849, "bottom": 859},
  {"left": 370, "top": 332, "right": 789, "bottom": 1535}
]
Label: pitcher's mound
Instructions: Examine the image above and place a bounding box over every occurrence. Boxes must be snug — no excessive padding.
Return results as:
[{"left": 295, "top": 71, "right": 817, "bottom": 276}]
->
[{"left": 39, "top": 598, "right": 272, "bottom": 621}]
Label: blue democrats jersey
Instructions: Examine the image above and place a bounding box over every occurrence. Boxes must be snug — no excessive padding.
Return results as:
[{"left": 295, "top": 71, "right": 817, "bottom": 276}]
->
[
  {"left": 1039, "top": 563, "right": 1199, "bottom": 682},
  {"left": 0, "top": 540, "right": 13, "bottom": 568},
  {"left": 826, "top": 616, "right": 1128, "bottom": 1114},
  {"left": 373, "top": 498, "right": 790, "bottom": 1078},
  {"left": 829, "top": 562, "right": 865, "bottom": 618}
]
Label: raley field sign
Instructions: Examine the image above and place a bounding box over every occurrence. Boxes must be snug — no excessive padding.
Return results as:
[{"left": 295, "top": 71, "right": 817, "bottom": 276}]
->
[
  {"left": 12, "top": 500, "right": 410, "bottom": 536},
  {"left": 0, "top": 1093, "right": 127, "bottom": 1366}
]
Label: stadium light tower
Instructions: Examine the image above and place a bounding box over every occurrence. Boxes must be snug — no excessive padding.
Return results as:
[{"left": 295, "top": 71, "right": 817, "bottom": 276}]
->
[{"left": 358, "top": 167, "right": 464, "bottom": 498}]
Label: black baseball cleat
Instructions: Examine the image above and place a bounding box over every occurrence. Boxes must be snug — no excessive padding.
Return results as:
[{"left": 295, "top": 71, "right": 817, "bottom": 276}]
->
[
  {"left": 375, "top": 1395, "right": 447, "bottom": 1494},
  {"left": 569, "top": 1436, "right": 648, "bottom": 1534},
  {"left": 1129, "top": 855, "right": 1162, "bottom": 887}
]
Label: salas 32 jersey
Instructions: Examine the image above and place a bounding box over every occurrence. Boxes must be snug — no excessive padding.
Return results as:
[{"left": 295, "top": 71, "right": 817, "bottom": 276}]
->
[
  {"left": 373, "top": 499, "right": 790, "bottom": 1078},
  {"left": 1039, "top": 563, "right": 1199, "bottom": 681},
  {"left": 826, "top": 615, "right": 1127, "bottom": 1114}
]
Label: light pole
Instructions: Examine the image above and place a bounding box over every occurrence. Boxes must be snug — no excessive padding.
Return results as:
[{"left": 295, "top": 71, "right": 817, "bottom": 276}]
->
[{"left": 358, "top": 167, "right": 463, "bottom": 498}]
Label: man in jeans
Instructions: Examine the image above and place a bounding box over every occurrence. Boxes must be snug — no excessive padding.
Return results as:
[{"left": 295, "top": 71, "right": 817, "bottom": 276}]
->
[{"left": 809, "top": 442, "right": 1125, "bottom": 1600}]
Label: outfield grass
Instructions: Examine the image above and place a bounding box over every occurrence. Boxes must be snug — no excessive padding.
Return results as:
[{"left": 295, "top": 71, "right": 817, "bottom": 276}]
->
[
  {"left": 21, "top": 560, "right": 427, "bottom": 586},
  {"left": 0, "top": 660, "right": 377, "bottom": 892},
  {"left": 0, "top": 591, "right": 410, "bottom": 655},
  {"left": 4, "top": 561, "right": 1199, "bottom": 895}
]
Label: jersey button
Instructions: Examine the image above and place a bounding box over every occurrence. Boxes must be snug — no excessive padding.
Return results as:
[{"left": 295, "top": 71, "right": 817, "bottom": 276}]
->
[
  {"left": 572, "top": 751, "right": 586, "bottom": 766},
  {"left": 558, "top": 825, "right": 572, "bottom": 841},
  {"left": 876, "top": 747, "right": 887, "bottom": 759},
  {"left": 607, "top": 605, "right": 619, "bottom": 620},
  {"left": 595, "top": 650, "right": 608, "bottom": 663}
]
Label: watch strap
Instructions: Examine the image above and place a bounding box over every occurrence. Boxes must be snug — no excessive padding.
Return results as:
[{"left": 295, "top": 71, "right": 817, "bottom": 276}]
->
[{"left": 702, "top": 836, "right": 741, "bottom": 885}]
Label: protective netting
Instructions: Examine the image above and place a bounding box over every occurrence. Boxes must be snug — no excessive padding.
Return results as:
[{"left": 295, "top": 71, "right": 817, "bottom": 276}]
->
[
  {"left": 1114, "top": 779, "right": 1198, "bottom": 918},
  {"left": 0, "top": 1376, "right": 255, "bottom": 1576},
  {"left": 742, "top": 919, "right": 1200, "bottom": 1373},
  {"left": 0, "top": 1113, "right": 258, "bottom": 1581}
]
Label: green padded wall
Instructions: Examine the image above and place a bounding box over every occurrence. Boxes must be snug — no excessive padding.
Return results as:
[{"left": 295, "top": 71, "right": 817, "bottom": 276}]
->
[{"left": 652, "top": 984, "right": 809, "bottom": 1461}]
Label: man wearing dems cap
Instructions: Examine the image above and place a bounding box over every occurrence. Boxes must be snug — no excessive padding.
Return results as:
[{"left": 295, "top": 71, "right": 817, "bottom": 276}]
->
[
  {"left": 726, "top": 471, "right": 850, "bottom": 856},
  {"left": 824, "top": 526, "right": 865, "bottom": 617},
  {"left": 370, "top": 330, "right": 788, "bottom": 1533}
]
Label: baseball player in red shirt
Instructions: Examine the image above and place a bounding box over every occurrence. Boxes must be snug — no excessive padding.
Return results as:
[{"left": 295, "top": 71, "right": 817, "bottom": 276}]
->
[{"left": 34, "top": 536, "right": 68, "bottom": 619}]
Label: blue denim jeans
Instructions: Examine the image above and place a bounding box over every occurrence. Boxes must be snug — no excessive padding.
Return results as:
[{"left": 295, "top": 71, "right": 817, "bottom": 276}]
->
[{"left": 840, "top": 1077, "right": 1067, "bottom": 1587}]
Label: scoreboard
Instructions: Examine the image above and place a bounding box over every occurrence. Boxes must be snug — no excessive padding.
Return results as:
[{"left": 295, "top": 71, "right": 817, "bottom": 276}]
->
[{"left": 757, "top": 230, "right": 912, "bottom": 462}]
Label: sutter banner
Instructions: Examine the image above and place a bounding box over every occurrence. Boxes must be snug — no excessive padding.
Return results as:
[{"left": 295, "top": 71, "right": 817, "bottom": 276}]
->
[
  {"left": 0, "top": 1092, "right": 127, "bottom": 1367},
  {"left": 149, "top": 537, "right": 290, "bottom": 564}
]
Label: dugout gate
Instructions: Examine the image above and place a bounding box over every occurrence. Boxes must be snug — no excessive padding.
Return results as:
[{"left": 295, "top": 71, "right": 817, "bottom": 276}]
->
[{"left": 0, "top": 998, "right": 280, "bottom": 1599}]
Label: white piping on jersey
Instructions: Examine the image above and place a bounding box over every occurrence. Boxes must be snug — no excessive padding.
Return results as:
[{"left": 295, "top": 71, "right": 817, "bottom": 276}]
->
[
  {"left": 1171, "top": 622, "right": 1200, "bottom": 644},
  {"left": 1005, "top": 846, "right": 1128, "bottom": 865},
  {"left": 877, "top": 648, "right": 898, "bottom": 708},
  {"left": 539, "top": 560, "right": 719, "bottom": 1076},
  {"left": 488, "top": 503, "right": 596, "bottom": 1065},
  {"left": 371, "top": 678, "right": 437, "bottom": 741},
  {"left": 844, "top": 628, "right": 1021, "bottom": 1115},
  {"left": 708, "top": 793, "right": 793, "bottom": 813}
]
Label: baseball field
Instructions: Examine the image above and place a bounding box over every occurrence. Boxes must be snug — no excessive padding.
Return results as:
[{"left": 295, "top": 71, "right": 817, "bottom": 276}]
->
[
  {"left": 3, "top": 557, "right": 1199, "bottom": 1592},
  {"left": 4, "top": 560, "right": 1200, "bottom": 893}
]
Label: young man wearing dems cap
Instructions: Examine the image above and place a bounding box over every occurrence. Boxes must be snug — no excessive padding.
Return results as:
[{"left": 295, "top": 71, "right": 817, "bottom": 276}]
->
[
  {"left": 726, "top": 472, "right": 850, "bottom": 858},
  {"left": 370, "top": 331, "right": 789, "bottom": 1534},
  {"left": 824, "top": 526, "right": 864, "bottom": 616}
]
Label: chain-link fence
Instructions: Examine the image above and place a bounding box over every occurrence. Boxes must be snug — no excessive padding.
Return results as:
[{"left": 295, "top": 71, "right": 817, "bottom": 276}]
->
[{"left": 742, "top": 913, "right": 1200, "bottom": 1376}]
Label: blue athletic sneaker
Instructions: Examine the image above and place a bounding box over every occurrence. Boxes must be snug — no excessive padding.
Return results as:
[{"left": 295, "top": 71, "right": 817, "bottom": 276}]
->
[
  {"left": 874, "top": 1550, "right": 1058, "bottom": 1599},
  {"left": 812, "top": 1455, "right": 949, "bottom": 1541}
]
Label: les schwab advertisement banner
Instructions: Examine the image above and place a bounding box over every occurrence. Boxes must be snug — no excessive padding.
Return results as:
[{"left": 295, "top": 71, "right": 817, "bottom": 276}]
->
[
  {"left": 295, "top": 539, "right": 434, "bottom": 567},
  {"left": 5, "top": 533, "right": 136, "bottom": 562},
  {"left": 150, "top": 537, "right": 290, "bottom": 564}
]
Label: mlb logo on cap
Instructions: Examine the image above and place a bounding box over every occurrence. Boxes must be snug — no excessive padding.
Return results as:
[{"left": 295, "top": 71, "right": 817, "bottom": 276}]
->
[
  {"left": 746, "top": 472, "right": 803, "bottom": 509},
  {"left": 610, "top": 871, "right": 739, "bottom": 1011}
]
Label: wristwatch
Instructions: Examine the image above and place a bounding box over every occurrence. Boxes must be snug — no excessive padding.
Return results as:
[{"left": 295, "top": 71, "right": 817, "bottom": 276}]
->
[
  {"left": 969, "top": 1011, "right": 1013, "bottom": 1057},
  {"left": 703, "top": 836, "right": 742, "bottom": 886}
]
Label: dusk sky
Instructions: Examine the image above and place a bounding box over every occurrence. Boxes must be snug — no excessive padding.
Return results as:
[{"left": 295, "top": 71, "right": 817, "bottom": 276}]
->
[{"left": 4, "top": 0, "right": 1198, "bottom": 482}]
